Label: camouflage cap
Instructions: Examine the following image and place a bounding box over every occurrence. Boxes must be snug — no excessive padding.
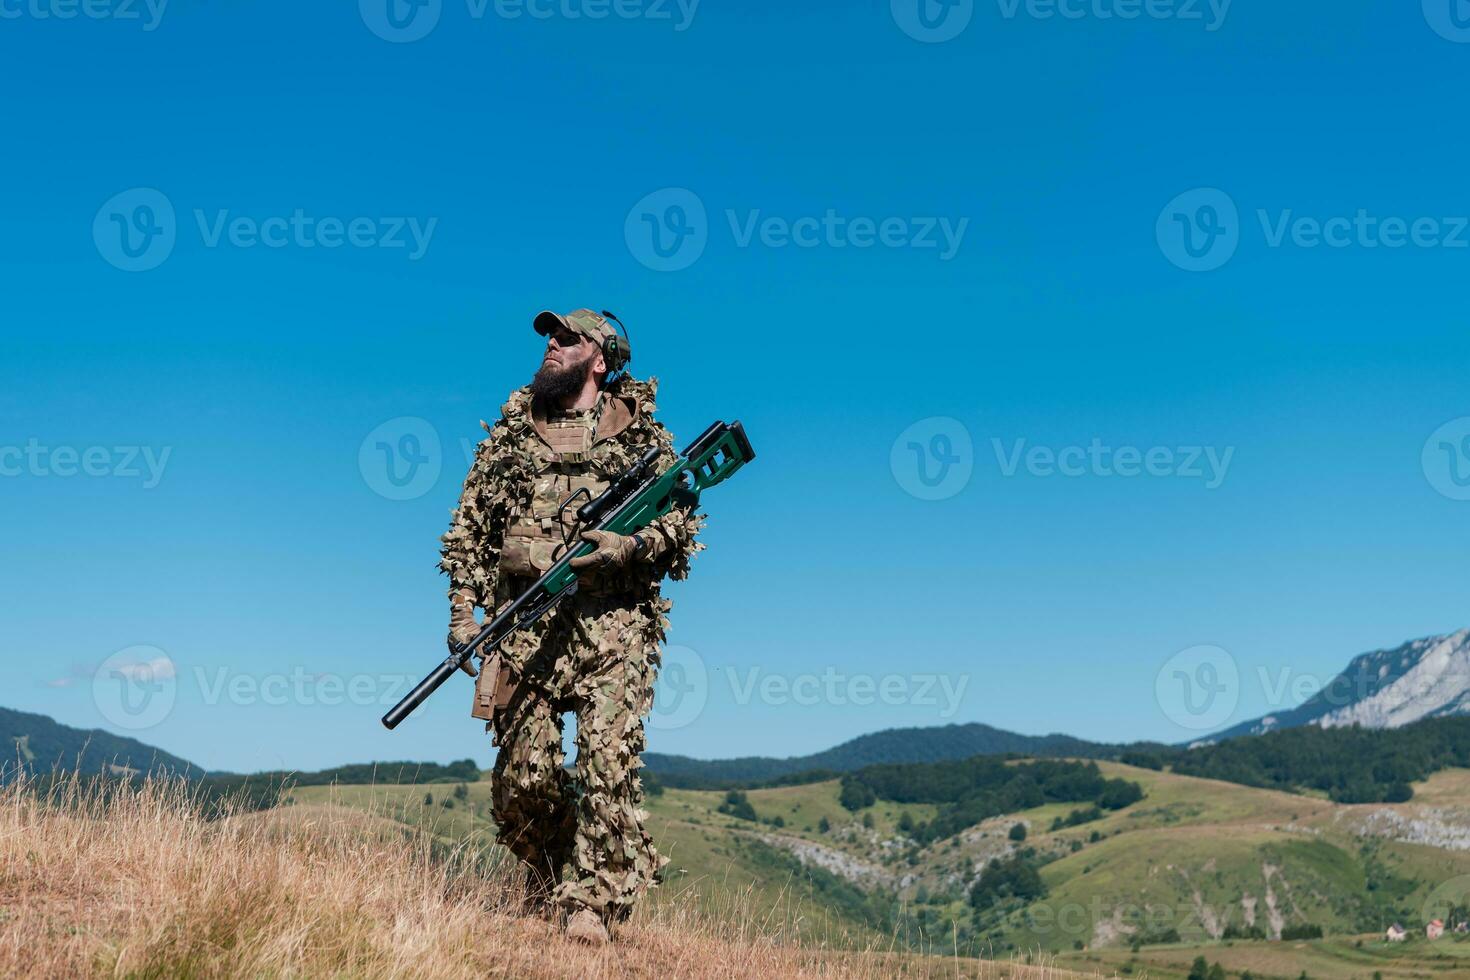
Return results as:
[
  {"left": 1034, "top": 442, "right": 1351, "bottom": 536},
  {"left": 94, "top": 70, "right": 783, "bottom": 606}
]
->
[
  {"left": 533, "top": 309, "right": 622, "bottom": 352},
  {"left": 534, "top": 308, "right": 631, "bottom": 373}
]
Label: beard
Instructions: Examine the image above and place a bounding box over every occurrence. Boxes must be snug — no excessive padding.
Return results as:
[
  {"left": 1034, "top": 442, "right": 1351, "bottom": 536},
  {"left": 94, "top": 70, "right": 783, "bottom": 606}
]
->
[{"left": 530, "top": 351, "right": 595, "bottom": 404}]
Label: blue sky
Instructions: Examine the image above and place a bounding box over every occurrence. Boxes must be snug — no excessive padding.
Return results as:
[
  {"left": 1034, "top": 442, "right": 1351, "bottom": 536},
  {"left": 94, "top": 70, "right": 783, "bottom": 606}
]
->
[{"left": 2, "top": 1, "right": 1468, "bottom": 773}]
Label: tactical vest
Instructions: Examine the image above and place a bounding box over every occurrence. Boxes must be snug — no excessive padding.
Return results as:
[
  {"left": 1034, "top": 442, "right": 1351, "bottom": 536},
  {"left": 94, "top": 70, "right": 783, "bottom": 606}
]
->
[{"left": 497, "top": 404, "right": 610, "bottom": 580}]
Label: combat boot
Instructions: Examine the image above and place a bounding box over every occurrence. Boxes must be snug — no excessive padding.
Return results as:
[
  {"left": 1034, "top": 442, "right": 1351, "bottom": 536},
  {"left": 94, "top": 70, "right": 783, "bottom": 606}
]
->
[{"left": 565, "top": 908, "right": 609, "bottom": 946}]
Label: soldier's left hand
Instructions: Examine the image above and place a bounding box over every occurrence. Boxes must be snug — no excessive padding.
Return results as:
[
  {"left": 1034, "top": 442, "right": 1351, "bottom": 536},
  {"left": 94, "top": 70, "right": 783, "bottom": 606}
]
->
[{"left": 569, "top": 529, "right": 642, "bottom": 573}]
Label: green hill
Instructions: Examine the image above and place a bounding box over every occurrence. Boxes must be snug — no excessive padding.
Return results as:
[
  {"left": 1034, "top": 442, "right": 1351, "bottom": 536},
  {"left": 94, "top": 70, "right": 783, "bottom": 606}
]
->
[
  {"left": 645, "top": 722, "right": 1136, "bottom": 787},
  {"left": 0, "top": 706, "right": 204, "bottom": 779}
]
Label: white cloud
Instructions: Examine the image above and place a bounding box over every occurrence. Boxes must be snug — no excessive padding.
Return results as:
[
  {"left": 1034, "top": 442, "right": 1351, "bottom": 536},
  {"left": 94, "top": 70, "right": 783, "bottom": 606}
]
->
[{"left": 108, "top": 656, "right": 177, "bottom": 682}]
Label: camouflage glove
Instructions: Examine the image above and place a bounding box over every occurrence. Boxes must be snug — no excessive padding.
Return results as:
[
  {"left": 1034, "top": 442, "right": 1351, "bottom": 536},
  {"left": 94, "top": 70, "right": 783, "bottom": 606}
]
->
[
  {"left": 568, "top": 529, "right": 647, "bottom": 574},
  {"left": 448, "top": 588, "right": 480, "bottom": 675}
]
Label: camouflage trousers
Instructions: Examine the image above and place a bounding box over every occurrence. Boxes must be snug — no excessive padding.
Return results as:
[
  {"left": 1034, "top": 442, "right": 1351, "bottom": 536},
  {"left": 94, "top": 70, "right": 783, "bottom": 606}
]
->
[{"left": 487, "top": 583, "right": 669, "bottom": 923}]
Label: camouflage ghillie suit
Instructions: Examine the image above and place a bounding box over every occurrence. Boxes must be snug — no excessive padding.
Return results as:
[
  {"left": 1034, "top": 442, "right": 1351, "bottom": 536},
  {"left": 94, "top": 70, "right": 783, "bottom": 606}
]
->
[{"left": 439, "top": 375, "right": 702, "bottom": 923}]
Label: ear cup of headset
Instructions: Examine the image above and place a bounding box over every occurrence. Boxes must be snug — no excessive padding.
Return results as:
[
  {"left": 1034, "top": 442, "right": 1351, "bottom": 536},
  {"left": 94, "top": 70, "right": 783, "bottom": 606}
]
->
[
  {"left": 599, "top": 312, "right": 631, "bottom": 375},
  {"left": 603, "top": 337, "right": 627, "bottom": 373}
]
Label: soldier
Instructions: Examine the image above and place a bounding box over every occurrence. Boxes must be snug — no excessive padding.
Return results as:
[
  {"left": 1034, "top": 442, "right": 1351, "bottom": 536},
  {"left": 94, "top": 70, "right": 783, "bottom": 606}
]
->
[{"left": 439, "top": 309, "right": 703, "bottom": 945}]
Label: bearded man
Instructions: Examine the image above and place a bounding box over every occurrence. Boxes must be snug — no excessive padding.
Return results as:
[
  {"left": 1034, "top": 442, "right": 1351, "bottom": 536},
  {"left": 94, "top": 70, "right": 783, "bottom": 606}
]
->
[{"left": 439, "top": 309, "right": 702, "bottom": 945}]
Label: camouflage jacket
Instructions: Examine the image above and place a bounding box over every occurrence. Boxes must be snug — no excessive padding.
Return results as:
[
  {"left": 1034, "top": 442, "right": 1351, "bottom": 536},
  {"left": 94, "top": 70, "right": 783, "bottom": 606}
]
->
[{"left": 439, "top": 376, "right": 704, "bottom": 616}]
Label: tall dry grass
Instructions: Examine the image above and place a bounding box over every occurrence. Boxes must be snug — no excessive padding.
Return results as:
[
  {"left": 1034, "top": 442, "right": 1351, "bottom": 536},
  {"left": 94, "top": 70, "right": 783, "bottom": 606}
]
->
[{"left": 0, "top": 774, "right": 1103, "bottom": 979}]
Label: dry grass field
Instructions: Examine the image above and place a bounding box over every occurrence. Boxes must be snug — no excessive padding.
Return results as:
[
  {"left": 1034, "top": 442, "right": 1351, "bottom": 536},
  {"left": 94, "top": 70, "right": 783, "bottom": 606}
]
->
[{"left": 0, "top": 774, "right": 1111, "bottom": 979}]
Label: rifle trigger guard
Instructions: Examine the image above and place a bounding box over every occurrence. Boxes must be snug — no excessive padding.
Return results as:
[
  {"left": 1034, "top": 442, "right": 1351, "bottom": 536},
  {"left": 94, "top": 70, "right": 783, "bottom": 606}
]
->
[{"left": 556, "top": 487, "right": 593, "bottom": 554}]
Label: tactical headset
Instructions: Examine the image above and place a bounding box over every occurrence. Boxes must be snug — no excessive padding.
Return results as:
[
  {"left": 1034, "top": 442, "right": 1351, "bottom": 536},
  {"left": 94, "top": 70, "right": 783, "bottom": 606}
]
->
[{"left": 599, "top": 310, "right": 632, "bottom": 382}]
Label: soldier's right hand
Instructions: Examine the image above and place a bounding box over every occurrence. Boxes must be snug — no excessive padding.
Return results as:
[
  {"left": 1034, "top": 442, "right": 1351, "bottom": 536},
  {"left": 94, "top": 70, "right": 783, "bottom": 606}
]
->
[
  {"left": 448, "top": 621, "right": 479, "bottom": 652},
  {"left": 448, "top": 623, "right": 480, "bottom": 675}
]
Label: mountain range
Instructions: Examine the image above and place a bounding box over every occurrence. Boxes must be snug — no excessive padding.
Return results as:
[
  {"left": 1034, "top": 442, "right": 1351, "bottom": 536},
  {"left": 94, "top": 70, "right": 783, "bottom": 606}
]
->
[
  {"left": 1207, "top": 627, "right": 1470, "bottom": 742},
  {"left": 7, "top": 627, "right": 1466, "bottom": 785},
  {"left": 643, "top": 722, "right": 1131, "bottom": 787},
  {"left": 0, "top": 705, "right": 203, "bottom": 779}
]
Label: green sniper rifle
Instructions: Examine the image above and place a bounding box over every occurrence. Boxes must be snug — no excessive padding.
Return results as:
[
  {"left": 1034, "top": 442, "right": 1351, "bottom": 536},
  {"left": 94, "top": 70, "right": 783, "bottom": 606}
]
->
[{"left": 382, "top": 420, "right": 755, "bottom": 730}]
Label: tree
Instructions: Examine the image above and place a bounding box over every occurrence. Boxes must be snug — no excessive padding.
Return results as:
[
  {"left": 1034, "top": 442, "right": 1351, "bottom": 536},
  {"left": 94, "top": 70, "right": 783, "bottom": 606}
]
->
[
  {"left": 1186, "top": 956, "right": 1209, "bottom": 980},
  {"left": 717, "top": 790, "right": 757, "bottom": 822},
  {"left": 423, "top": 792, "right": 434, "bottom": 807},
  {"left": 1009, "top": 822, "right": 1027, "bottom": 842},
  {"left": 818, "top": 816, "right": 831, "bottom": 833},
  {"left": 839, "top": 778, "right": 876, "bottom": 811},
  {"left": 453, "top": 783, "right": 469, "bottom": 801},
  {"left": 969, "top": 854, "right": 1046, "bottom": 910}
]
